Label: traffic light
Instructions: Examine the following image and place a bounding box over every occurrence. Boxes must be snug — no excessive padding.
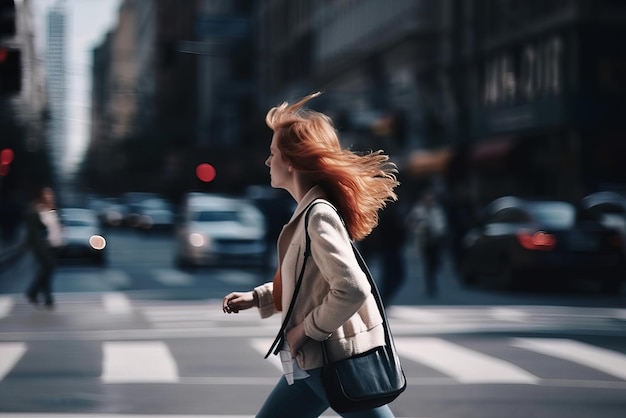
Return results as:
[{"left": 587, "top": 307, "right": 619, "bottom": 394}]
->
[
  {"left": 0, "top": 46, "right": 21, "bottom": 94},
  {"left": 0, "top": 147, "right": 14, "bottom": 176},
  {"left": 0, "top": 0, "right": 16, "bottom": 37}
]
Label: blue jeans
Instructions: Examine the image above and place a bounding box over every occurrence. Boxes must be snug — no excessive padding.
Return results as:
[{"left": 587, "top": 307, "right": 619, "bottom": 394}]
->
[{"left": 256, "top": 367, "right": 396, "bottom": 418}]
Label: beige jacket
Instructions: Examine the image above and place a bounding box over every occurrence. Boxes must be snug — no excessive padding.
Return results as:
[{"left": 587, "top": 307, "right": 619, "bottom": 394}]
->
[{"left": 254, "top": 186, "right": 385, "bottom": 370}]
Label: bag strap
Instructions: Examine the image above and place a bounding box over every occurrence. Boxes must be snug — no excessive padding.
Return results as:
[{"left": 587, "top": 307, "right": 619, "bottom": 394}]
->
[
  {"left": 264, "top": 200, "right": 319, "bottom": 358},
  {"left": 265, "top": 199, "right": 395, "bottom": 359}
]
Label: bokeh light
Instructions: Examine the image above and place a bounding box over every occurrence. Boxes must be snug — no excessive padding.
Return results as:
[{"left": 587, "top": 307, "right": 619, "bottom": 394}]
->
[
  {"left": 0, "top": 148, "right": 14, "bottom": 164},
  {"left": 89, "top": 235, "right": 107, "bottom": 250},
  {"left": 196, "top": 163, "right": 216, "bottom": 182}
]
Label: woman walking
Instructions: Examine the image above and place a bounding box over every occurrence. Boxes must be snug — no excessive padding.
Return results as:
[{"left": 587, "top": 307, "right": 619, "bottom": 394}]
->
[{"left": 222, "top": 92, "right": 400, "bottom": 417}]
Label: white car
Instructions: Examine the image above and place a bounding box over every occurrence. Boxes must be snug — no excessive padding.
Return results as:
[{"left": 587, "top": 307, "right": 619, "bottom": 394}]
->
[
  {"left": 174, "top": 194, "right": 267, "bottom": 269},
  {"left": 57, "top": 208, "right": 107, "bottom": 265}
]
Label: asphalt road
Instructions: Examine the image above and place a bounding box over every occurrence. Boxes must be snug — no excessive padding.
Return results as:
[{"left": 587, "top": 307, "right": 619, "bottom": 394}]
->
[{"left": 0, "top": 228, "right": 625, "bottom": 417}]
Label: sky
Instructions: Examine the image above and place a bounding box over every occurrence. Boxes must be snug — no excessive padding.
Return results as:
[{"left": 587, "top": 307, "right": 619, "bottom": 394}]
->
[{"left": 30, "top": 0, "right": 123, "bottom": 175}]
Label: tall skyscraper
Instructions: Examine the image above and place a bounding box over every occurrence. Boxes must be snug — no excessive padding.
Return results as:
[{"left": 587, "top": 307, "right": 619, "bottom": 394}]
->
[{"left": 45, "top": 1, "right": 66, "bottom": 181}]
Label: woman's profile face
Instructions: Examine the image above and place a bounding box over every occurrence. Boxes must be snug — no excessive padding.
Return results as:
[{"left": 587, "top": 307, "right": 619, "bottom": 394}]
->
[{"left": 265, "top": 132, "right": 291, "bottom": 190}]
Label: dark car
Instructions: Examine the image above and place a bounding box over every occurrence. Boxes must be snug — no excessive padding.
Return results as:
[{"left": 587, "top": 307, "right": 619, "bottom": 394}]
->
[
  {"left": 135, "top": 197, "right": 175, "bottom": 231},
  {"left": 57, "top": 208, "right": 107, "bottom": 266},
  {"left": 460, "top": 196, "right": 625, "bottom": 293},
  {"left": 581, "top": 191, "right": 626, "bottom": 255},
  {"left": 122, "top": 192, "right": 160, "bottom": 228}
]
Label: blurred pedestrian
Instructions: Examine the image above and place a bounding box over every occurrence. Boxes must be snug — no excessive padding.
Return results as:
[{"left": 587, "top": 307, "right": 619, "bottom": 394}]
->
[
  {"left": 362, "top": 203, "right": 407, "bottom": 306},
  {"left": 222, "top": 92, "right": 400, "bottom": 417},
  {"left": 24, "top": 186, "right": 63, "bottom": 309},
  {"left": 406, "top": 191, "right": 447, "bottom": 298}
]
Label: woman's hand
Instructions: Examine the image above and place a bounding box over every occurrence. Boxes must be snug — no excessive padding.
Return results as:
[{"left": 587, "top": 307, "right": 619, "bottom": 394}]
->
[
  {"left": 286, "top": 322, "right": 309, "bottom": 357},
  {"left": 222, "top": 291, "right": 257, "bottom": 314}
]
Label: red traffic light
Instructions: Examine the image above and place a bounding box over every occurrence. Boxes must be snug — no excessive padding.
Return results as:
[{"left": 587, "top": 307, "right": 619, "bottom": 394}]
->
[
  {"left": 1, "top": 148, "right": 14, "bottom": 164},
  {"left": 196, "top": 163, "right": 216, "bottom": 182},
  {"left": 0, "top": 148, "right": 13, "bottom": 176}
]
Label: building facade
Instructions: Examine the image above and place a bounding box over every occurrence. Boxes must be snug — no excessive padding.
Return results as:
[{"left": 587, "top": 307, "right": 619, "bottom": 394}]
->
[
  {"left": 259, "top": 0, "right": 626, "bottom": 211},
  {"left": 458, "top": 0, "right": 626, "bottom": 208},
  {"left": 45, "top": 2, "right": 66, "bottom": 181}
]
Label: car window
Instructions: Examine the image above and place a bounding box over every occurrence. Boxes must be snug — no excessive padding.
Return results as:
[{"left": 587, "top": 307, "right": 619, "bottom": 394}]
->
[
  {"left": 142, "top": 199, "right": 169, "bottom": 210},
  {"left": 590, "top": 202, "right": 625, "bottom": 214},
  {"left": 487, "top": 208, "right": 528, "bottom": 224},
  {"left": 526, "top": 202, "right": 575, "bottom": 228},
  {"left": 193, "top": 210, "right": 239, "bottom": 223},
  {"left": 64, "top": 219, "right": 94, "bottom": 227}
]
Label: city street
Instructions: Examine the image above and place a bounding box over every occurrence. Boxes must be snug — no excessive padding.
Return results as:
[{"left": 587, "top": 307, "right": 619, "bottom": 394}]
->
[
  {"left": 3, "top": 1, "right": 626, "bottom": 417},
  {"left": 0, "top": 228, "right": 625, "bottom": 417}
]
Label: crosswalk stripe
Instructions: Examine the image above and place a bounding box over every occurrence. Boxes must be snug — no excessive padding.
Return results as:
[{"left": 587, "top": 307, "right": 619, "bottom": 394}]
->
[
  {"left": 395, "top": 337, "right": 540, "bottom": 384},
  {"left": 1, "top": 337, "right": 626, "bottom": 388},
  {"left": 0, "top": 343, "right": 26, "bottom": 380},
  {"left": 0, "top": 415, "right": 428, "bottom": 418},
  {"left": 488, "top": 307, "right": 529, "bottom": 322},
  {"left": 152, "top": 269, "right": 194, "bottom": 286},
  {"left": 101, "top": 341, "right": 179, "bottom": 383},
  {"left": 253, "top": 337, "right": 541, "bottom": 385},
  {"left": 0, "top": 415, "right": 255, "bottom": 418},
  {"left": 0, "top": 296, "right": 12, "bottom": 319},
  {"left": 512, "top": 338, "right": 626, "bottom": 380},
  {"left": 102, "top": 292, "right": 132, "bottom": 314},
  {"left": 388, "top": 306, "right": 447, "bottom": 323}
]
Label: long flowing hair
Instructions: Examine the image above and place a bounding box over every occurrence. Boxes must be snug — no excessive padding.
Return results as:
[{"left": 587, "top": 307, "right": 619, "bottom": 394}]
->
[{"left": 266, "top": 92, "right": 399, "bottom": 241}]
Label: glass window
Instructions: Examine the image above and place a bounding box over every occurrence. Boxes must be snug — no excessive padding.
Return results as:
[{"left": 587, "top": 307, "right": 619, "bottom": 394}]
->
[
  {"left": 526, "top": 202, "right": 575, "bottom": 228},
  {"left": 194, "top": 210, "right": 239, "bottom": 223}
]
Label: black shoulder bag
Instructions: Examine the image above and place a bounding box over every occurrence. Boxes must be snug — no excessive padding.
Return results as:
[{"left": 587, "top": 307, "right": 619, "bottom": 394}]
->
[{"left": 265, "top": 201, "right": 407, "bottom": 413}]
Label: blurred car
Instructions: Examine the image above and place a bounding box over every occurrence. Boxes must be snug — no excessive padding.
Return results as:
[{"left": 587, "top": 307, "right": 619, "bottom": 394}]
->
[
  {"left": 57, "top": 208, "right": 107, "bottom": 265},
  {"left": 174, "top": 194, "right": 267, "bottom": 269},
  {"left": 460, "top": 196, "right": 625, "bottom": 293},
  {"left": 95, "top": 197, "right": 128, "bottom": 227},
  {"left": 135, "top": 197, "right": 175, "bottom": 231},
  {"left": 123, "top": 192, "right": 160, "bottom": 228},
  {"left": 581, "top": 191, "right": 626, "bottom": 254}
]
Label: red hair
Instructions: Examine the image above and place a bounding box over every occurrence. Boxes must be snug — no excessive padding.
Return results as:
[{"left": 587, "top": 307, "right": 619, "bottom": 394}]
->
[{"left": 266, "top": 92, "right": 399, "bottom": 241}]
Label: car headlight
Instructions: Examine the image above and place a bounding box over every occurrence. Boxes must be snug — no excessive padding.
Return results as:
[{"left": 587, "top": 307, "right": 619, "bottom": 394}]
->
[
  {"left": 89, "top": 235, "right": 106, "bottom": 250},
  {"left": 189, "top": 232, "right": 211, "bottom": 248}
]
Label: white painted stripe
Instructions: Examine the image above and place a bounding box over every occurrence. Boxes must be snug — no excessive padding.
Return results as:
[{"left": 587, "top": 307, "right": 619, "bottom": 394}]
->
[
  {"left": 153, "top": 269, "right": 194, "bottom": 286},
  {"left": 0, "top": 414, "right": 429, "bottom": 418},
  {"left": 0, "top": 415, "right": 255, "bottom": 418},
  {"left": 250, "top": 338, "right": 283, "bottom": 371},
  {"left": 0, "top": 343, "right": 26, "bottom": 381},
  {"left": 142, "top": 304, "right": 267, "bottom": 323},
  {"left": 513, "top": 338, "right": 626, "bottom": 380},
  {"left": 101, "top": 341, "right": 179, "bottom": 383},
  {"left": 387, "top": 306, "right": 447, "bottom": 323},
  {"left": 143, "top": 309, "right": 214, "bottom": 321},
  {"left": 489, "top": 307, "right": 529, "bottom": 322},
  {"left": 395, "top": 337, "right": 539, "bottom": 384},
  {"left": 102, "top": 292, "right": 132, "bottom": 314},
  {"left": 0, "top": 296, "right": 13, "bottom": 319}
]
